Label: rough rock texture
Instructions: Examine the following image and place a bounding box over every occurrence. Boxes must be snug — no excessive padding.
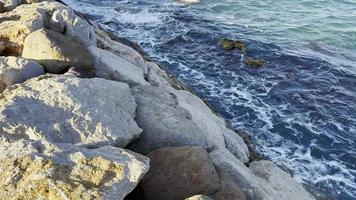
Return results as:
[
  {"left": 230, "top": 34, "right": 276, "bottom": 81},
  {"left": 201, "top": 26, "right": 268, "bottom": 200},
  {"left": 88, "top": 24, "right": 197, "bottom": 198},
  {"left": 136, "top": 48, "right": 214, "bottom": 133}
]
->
[
  {"left": 185, "top": 195, "right": 214, "bottom": 200},
  {"left": 223, "top": 129, "right": 250, "bottom": 163},
  {"left": 249, "top": 160, "right": 316, "bottom": 200},
  {"left": 214, "top": 170, "right": 246, "bottom": 200},
  {"left": 0, "top": 74, "right": 142, "bottom": 148},
  {"left": 140, "top": 146, "right": 220, "bottom": 200},
  {"left": 22, "top": 28, "right": 93, "bottom": 73},
  {"left": 0, "top": 139, "right": 150, "bottom": 200},
  {"left": 96, "top": 29, "right": 149, "bottom": 75},
  {"left": 89, "top": 46, "right": 148, "bottom": 86},
  {"left": 0, "top": 1, "right": 95, "bottom": 54},
  {"left": 128, "top": 86, "right": 213, "bottom": 154},
  {"left": 209, "top": 149, "right": 316, "bottom": 200},
  {"left": 0, "top": 56, "right": 44, "bottom": 92}
]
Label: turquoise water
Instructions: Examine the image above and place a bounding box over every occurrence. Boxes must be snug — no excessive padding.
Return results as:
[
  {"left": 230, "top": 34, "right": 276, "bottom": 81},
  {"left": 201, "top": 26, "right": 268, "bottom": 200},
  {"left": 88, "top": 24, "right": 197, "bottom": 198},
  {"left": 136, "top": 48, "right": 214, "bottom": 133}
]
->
[{"left": 64, "top": 0, "right": 356, "bottom": 199}]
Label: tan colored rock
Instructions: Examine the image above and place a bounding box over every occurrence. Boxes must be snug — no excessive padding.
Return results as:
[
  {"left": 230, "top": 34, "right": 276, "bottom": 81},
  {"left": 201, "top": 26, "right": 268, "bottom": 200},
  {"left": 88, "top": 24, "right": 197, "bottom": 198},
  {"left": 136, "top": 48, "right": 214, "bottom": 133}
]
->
[
  {"left": 0, "top": 1, "right": 96, "bottom": 54},
  {"left": 0, "top": 56, "right": 45, "bottom": 92},
  {"left": 140, "top": 146, "right": 220, "bottom": 200},
  {"left": 22, "top": 28, "right": 93, "bottom": 73},
  {"left": 0, "top": 139, "right": 150, "bottom": 200},
  {"left": 186, "top": 195, "right": 214, "bottom": 200},
  {"left": 0, "top": 74, "right": 142, "bottom": 148}
]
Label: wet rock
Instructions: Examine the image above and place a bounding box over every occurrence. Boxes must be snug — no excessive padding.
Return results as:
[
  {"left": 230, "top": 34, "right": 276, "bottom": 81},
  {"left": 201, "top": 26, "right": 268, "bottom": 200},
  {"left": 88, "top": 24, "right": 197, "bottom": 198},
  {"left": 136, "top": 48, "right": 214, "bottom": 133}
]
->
[
  {"left": 218, "top": 38, "right": 247, "bottom": 51},
  {"left": 186, "top": 195, "right": 214, "bottom": 200},
  {"left": 22, "top": 28, "right": 93, "bottom": 73},
  {"left": 0, "top": 139, "right": 149, "bottom": 200},
  {"left": 0, "top": 74, "right": 142, "bottom": 148},
  {"left": 140, "top": 146, "right": 220, "bottom": 200},
  {"left": 244, "top": 58, "right": 266, "bottom": 68},
  {"left": 0, "top": 56, "right": 44, "bottom": 92},
  {"left": 88, "top": 46, "right": 148, "bottom": 86}
]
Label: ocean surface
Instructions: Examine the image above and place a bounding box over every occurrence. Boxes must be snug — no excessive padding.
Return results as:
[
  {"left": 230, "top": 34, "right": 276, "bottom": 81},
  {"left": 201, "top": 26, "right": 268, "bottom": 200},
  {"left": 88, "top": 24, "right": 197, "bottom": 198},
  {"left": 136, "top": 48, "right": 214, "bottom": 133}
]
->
[{"left": 63, "top": 0, "right": 356, "bottom": 199}]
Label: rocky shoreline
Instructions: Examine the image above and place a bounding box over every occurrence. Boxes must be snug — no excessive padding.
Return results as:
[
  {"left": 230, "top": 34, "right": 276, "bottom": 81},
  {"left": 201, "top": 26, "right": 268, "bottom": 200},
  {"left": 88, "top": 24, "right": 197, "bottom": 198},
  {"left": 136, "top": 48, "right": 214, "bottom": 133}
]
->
[{"left": 0, "top": 0, "right": 316, "bottom": 199}]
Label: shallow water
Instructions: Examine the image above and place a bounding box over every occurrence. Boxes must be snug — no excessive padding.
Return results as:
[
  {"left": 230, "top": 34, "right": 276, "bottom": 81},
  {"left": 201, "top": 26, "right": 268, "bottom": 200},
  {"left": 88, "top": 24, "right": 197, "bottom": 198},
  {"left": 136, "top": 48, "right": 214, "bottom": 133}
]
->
[{"left": 63, "top": 0, "right": 356, "bottom": 199}]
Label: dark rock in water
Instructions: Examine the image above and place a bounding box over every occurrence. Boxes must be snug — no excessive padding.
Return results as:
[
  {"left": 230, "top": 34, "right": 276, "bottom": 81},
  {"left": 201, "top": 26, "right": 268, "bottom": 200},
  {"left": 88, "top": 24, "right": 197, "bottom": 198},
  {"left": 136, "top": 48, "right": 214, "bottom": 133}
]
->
[
  {"left": 244, "top": 58, "right": 266, "bottom": 67},
  {"left": 218, "top": 38, "right": 247, "bottom": 51}
]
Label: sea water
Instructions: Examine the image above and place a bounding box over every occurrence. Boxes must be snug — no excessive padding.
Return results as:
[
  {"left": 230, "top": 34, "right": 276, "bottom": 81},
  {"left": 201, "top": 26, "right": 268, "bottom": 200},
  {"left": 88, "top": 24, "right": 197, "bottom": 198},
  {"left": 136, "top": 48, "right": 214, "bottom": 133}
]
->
[{"left": 63, "top": 0, "right": 356, "bottom": 199}]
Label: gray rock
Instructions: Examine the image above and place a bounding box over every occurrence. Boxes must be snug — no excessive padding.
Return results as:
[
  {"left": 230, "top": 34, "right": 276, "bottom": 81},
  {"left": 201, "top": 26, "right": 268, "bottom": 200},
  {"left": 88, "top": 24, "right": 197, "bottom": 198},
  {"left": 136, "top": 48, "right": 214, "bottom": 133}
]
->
[
  {"left": 214, "top": 170, "right": 247, "bottom": 200},
  {"left": 0, "top": 139, "right": 149, "bottom": 200},
  {"left": 0, "top": 56, "right": 44, "bottom": 92},
  {"left": 0, "top": 74, "right": 142, "bottom": 148},
  {"left": 223, "top": 129, "right": 250, "bottom": 163},
  {"left": 22, "top": 28, "right": 93, "bottom": 73},
  {"left": 141, "top": 146, "right": 220, "bottom": 200},
  {"left": 88, "top": 46, "right": 148, "bottom": 86},
  {"left": 128, "top": 86, "right": 212, "bottom": 154},
  {"left": 209, "top": 149, "right": 316, "bottom": 200},
  {"left": 186, "top": 195, "right": 215, "bottom": 200}
]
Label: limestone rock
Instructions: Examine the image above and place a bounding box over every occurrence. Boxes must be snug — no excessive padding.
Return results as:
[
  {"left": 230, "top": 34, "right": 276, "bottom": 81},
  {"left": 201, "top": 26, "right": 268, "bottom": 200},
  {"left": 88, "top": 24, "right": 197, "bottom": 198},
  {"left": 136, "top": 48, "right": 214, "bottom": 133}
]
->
[
  {"left": 22, "top": 28, "right": 93, "bottom": 73},
  {"left": 0, "top": 139, "right": 150, "bottom": 200},
  {"left": 128, "top": 86, "right": 212, "bottom": 154},
  {"left": 209, "top": 149, "right": 316, "bottom": 200},
  {"left": 186, "top": 195, "right": 214, "bottom": 200},
  {"left": 96, "top": 29, "right": 148, "bottom": 74},
  {"left": 0, "top": 74, "right": 142, "bottom": 148},
  {"left": 141, "top": 146, "right": 220, "bottom": 200},
  {"left": 249, "top": 160, "right": 316, "bottom": 200},
  {"left": 223, "top": 129, "right": 250, "bottom": 163},
  {"left": 0, "top": 1, "right": 95, "bottom": 54},
  {"left": 0, "top": 56, "right": 44, "bottom": 92},
  {"left": 89, "top": 46, "right": 148, "bottom": 86},
  {"left": 145, "top": 61, "right": 173, "bottom": 87}
]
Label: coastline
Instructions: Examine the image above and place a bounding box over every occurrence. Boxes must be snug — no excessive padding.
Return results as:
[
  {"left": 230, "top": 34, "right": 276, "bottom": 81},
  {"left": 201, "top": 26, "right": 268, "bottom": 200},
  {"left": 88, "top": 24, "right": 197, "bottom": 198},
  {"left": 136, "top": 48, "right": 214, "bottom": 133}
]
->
[{"left": 0, "top": 0, "right": 317, "bottom": 199}]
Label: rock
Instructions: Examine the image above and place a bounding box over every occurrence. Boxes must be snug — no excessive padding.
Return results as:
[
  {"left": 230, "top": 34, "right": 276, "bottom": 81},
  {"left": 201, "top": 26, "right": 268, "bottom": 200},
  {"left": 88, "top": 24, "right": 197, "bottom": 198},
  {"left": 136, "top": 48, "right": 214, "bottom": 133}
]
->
[
  {"left": 0, "top": 2, "right": 5, "bottom": 13},
  {"left": 0, "top": 74, "right": 142, "bottom": 148},
  {"left": 0, "top": 1, "right": 95, "bottom": 54},
  {"left": 244, "top": 58, "right": 266, "bottom": 68},
  {"left": 0, "top": 56, "right": 44, "bottom": 92},
  {"left": 65, "top": 67, "right": 96, "bottom": 78},
  {"left": 145, "top": 61, "right": 172, "bottom": 87},
  {"left": 186, "top": 195, "right": 214, "bottom": 200},
  {"left": 249, "top": 160, "right": 316, "bottom": 200},
  {"left": 96, "top": 29, "right": 148, "bottom": 74},
  {"left": 88, "top": 46, "right": 148, "bottom": 86},
  {"left": 0, "top": 40, "right": 22, "bottom": 56},
  {"left": 22, "top": 28, "right": 93, "bottom": 73},
  {"left": 128, "top": 86, "right": 214, "bottom": 154},
  {"left": 0, "top": 139, "right": 150, "bottom": 200},
  {"left": 223, "top": 130, "right": 250, "bottom": 163},
  {"left": 140, "top": 146, "right": 220, "bottom": 200},
  {"left": 214, "top": 170, "right": 246, "bottom": 200},
  {"left": 209, "top": 149, "right": 316, "bottom": 200},
  {"left": 218, "top": 39, "right": 246, "bottom": 51}
]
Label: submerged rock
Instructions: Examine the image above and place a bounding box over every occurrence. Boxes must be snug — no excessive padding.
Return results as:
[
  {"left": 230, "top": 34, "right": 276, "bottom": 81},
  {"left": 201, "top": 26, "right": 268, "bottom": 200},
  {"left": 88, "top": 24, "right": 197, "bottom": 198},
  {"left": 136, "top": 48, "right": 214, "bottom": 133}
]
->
[
  {"left": 89, "top": 46, "right": 148, "bottom": 86},
  {"left": 0, "top": 56, "right": 44, "bottom": 92},
  {"left": 244, "top": 58, "right": 266, "bottom": 68},
  {"left": 0, "top": 139, "right": 149, "bottom": 200},
  {"left": 0, "top": 74, "right": 142, "bottom": 148},
  {"left": 218, "top": 38, "right": 247, "bottom": 51},
  {"left": 140, "top": 146, "right": 220, "bottom": 200},
  {"left": 22, "top": 28, "right": 93, "bottom": 73}
]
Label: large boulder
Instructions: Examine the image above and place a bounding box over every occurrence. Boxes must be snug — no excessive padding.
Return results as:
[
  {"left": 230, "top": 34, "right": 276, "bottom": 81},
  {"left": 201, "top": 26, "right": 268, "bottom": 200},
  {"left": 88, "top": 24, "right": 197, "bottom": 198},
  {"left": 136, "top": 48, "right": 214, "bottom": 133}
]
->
[
  {"left": 88, "top": 46, "right": 148, "bottom": 86},
  {"left": 0, "top": 1, "right": 95, "bottom": 54},
  {"left": 209, "top": 149, "right": 316, "bottom": 200},
  {"left": 0, "top": 139, "right": 150, "bottom": 200},
  {"left": 140, "top": 146, "right": 220, "bottom": 200},
  {"left": 0, "top": 74, "right": 142, "bottom": 148},
  {"left": 214, "top": 170, "right": 246, "bottom": 200},
  {"left": 128, "top": 86, "right": 212, "bottom": 154},
  {"left": 0, "top": 56, "right": 44, "bottom": 92},
  {"left": 22, "top": 28, "right": 93, "bottom": 73}
]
